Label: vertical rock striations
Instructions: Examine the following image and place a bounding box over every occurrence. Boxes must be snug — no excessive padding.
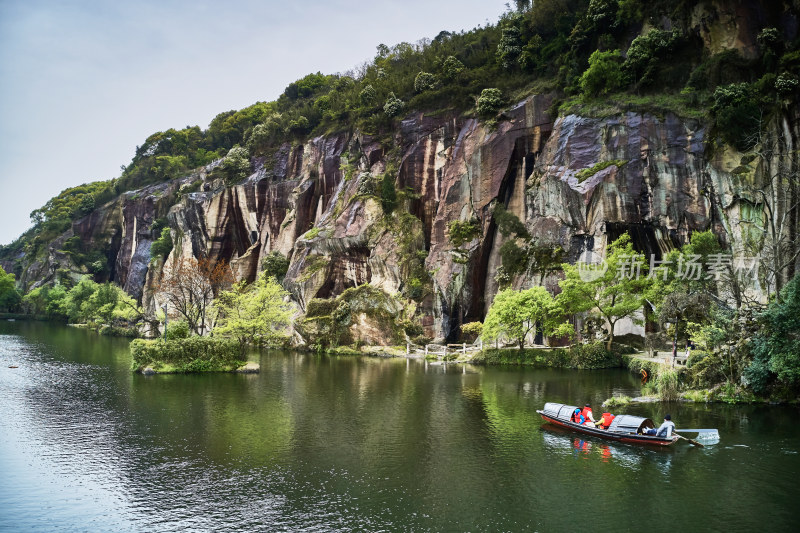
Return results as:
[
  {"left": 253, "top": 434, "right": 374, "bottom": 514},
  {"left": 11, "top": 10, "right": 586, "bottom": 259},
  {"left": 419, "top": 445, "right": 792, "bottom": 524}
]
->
[{"left": 17, "top": 96, "right": 799, "bottom": 341}]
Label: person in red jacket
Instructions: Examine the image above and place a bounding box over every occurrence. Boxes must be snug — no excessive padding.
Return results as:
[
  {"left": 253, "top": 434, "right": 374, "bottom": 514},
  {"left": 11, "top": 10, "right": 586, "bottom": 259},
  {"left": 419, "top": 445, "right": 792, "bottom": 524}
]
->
[
  {"left": 594, "top": 412, "right": 615, "bottom": 430},
  {"left": 581, "top": 404, "right": 596, "bottom": 426},
  {"left": 571, "top": 408, "right": 585, "bottom": 424}
]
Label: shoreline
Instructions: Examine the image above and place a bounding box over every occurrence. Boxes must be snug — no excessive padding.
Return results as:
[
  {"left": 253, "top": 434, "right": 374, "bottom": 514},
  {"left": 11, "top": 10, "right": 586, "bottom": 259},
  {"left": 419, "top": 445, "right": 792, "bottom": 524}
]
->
[
  {"left": 10, "top": 320, "right": 791, "bottom": 404},
  {"left": 324, "top": 345, "right": 798, "bottom": 405},
  {"left": 136, "top": 361, "right": 260, "bottom": 375}
]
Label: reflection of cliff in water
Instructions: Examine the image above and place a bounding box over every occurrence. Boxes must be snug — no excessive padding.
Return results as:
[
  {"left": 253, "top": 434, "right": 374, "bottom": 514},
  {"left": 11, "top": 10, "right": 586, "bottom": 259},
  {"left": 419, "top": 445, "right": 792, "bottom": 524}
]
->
[{"left": 540, "top": 423, "right": 679, "bottom": 472}]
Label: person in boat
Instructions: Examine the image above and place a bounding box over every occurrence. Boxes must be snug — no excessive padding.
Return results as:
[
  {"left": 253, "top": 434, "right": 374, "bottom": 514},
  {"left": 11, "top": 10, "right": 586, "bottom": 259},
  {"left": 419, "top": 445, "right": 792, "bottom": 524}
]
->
[
  {"left": 644, "top": 414, "right": 675, "bottom": 437},
  {"left": 581, "top": 403, "right": 596, "bottom": 426},
  {"left": 594, "top": 412, "right": 615, "bottom": 430},
  {"left": 571, "top": 408, "right": 585, "bottom": 425}
]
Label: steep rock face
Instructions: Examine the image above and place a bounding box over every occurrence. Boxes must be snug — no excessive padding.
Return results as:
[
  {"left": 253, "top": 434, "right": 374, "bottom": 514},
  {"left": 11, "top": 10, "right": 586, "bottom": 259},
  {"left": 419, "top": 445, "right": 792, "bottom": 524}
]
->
[
  {"left": 18, "top": 177, "right": 188, "bottom": 295},
  {"left": 532, "top": 112, "right": 710, "bottom": 255},
  {"left": 422, "top": 96, "right": 554, "bottom": 336},
  {"left": 11, "top": 1, "right": 799, "bottom": 343},
  {"left": 689, "top": 0, "right": 781, "bottom": 59},
  {"left": 22, "top": 96, "right": 798, "bottom": 342}
]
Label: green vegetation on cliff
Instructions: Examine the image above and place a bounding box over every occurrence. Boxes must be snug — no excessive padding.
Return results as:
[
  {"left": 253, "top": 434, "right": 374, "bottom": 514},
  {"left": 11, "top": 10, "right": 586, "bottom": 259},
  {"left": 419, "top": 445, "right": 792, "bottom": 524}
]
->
[{"left": 300, "top": 284, "right": 404, "bottom": 351}]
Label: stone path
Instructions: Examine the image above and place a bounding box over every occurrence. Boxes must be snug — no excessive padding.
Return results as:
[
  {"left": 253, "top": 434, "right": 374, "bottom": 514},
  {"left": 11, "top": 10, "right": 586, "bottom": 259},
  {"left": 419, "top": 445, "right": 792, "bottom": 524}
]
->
[{"left": 630, "top": 350, "right": 689, "bottom": 367}]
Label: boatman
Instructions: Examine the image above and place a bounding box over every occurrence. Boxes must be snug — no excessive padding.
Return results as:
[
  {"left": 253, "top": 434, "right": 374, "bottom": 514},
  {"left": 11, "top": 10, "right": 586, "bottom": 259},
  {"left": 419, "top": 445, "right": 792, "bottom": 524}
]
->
[{"left": 645, "top": 414, "right": 675, "bottom": 437}]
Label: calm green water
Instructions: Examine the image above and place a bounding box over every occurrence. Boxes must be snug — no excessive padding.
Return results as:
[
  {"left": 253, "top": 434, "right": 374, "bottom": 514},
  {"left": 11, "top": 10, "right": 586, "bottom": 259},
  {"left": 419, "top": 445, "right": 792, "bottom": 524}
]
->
[{"left": 0, "top": 321, "right": 797, "bottom": 532}]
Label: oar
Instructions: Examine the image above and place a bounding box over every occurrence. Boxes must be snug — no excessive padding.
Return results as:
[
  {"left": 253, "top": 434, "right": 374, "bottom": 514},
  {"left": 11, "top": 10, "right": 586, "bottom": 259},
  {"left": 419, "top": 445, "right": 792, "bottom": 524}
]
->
[
  {"left": 676, "top": 428, "right": 718, "bottom": 434},
  {"left": 674, "top": 433, "right": 704, "bottom": 447}
]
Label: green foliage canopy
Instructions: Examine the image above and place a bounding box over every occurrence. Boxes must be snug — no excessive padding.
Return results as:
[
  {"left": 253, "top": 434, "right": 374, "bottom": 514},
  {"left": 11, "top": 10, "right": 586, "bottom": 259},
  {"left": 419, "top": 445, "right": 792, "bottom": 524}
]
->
[
  {"left": 579, "top": 49, "right": 625, "bottom": 97},
  {"left": 711, "top": 82, "right": 762, "bottom": 151},
  {"left": 414, "top": 72, "right": 437, "bottom": 93},
  {"left": 747, "top": 275, "right": 800, "bottom": 394},
  {"left": 21, "top": 276, "right": 142, "bottom": 329},
  {"left": 0, "top": 266, "right": 21, "bottom": 312},
  {"left": 476, "top": 88, "right": 504, "bottom": 117},
  {"left": 447, "top": 219, "right": 481, "bottom": 248},
  {"left": 483, "top": 286, "right": 572, "bottom": 349},
  {"left": 383, "top": 92, "right": 405, "bottom": 117},
  {"left": 150, "top": 227, "right": 174, "bottom": 261},
  {"left": 558, "top": 233, "right": 652, "bottom": 350},
  {"left": 219, "top": 145, "right": 251, "bottom": 186},
  {"left": 261, "top": 251, "right": 290, "bottom": 282},
  {"left": 213, "top": 273, "right": 292, "bottom": 348}
]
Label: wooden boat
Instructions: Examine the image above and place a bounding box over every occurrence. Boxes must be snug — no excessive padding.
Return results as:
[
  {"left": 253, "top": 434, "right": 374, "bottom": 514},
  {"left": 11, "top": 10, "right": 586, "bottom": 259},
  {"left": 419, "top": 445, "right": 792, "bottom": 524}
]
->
[{"left": 536, "top": 402, "right": 678, "bottom": 446}]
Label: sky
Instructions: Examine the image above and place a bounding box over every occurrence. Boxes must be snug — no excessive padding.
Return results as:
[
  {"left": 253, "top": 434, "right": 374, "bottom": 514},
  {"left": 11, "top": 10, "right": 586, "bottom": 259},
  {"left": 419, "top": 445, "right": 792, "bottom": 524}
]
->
[{"left": 0, "top": 0, "right": 510, "bottom": 245}]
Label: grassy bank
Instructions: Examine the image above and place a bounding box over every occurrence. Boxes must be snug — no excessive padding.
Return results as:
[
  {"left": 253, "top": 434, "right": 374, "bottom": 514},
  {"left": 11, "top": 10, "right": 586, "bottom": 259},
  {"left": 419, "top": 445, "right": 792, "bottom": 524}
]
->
[
  {"left": 130, "top": 337, "right": 249, "bottom": 373},
  {"left": 471, "top": 342, "right": 623, "bottom": 369},
  {"left": 619, "top": 355, "right": 782, "bottom": 404}
]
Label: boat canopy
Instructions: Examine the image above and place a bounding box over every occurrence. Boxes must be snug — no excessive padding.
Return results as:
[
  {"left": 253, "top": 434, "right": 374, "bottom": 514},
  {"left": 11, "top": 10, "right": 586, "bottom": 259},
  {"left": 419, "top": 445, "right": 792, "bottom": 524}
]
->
[
  {"left": 607, "top": 414, "right": 655, "bottom": 434},
  {"left": 542, "top": 402, "right": 581, "bottom": 422}
]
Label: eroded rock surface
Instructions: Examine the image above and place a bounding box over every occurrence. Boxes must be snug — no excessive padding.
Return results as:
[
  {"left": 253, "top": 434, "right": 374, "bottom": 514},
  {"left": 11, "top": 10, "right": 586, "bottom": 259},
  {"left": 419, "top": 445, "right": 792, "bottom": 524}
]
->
[{"left": 15, "top": 94, "right": 799, "bottom": 342}]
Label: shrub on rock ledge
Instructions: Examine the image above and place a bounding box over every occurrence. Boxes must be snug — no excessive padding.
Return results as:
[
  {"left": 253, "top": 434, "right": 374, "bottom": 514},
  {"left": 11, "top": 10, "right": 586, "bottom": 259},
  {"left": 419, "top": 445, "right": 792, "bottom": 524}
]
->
[{"left": 476, "top": 88, "right": 504, "bottom": 117}]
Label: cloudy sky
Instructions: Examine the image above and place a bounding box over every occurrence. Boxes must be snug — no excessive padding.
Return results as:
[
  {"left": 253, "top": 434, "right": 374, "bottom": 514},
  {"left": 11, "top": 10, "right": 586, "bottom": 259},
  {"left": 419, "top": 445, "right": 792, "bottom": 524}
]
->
[{"left": 0, "top": 0, "right": 509, "bottom": 245}]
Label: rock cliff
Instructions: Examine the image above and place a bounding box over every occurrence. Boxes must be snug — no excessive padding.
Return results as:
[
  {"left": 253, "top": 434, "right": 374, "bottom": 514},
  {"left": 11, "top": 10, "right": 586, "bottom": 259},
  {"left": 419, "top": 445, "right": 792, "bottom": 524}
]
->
[
  {"left": 10, "top": 0, "right": 799, "bottom": 342},
  {"left": 18, "top": 92, "right": 798, "bottom": 342}
]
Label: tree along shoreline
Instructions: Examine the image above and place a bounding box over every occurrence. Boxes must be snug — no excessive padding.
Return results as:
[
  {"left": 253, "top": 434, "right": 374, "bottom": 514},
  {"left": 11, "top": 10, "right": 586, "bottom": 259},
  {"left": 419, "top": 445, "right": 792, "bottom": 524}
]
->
[
  {"left": 6, "top": 313, "right": 794, "bottom": 403},
  {"left": 0, "top": 313, "right": 141, "bottom": 336},
  {"left": 6, "top": 231, "right": 799, "bottom": 401}
]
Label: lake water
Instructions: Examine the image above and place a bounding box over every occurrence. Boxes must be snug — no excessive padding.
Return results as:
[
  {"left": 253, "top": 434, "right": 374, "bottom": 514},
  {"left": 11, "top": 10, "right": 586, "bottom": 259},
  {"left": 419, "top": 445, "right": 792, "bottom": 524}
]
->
[{"left": 0, "top": 321, "right": 798, "bottom": 532}]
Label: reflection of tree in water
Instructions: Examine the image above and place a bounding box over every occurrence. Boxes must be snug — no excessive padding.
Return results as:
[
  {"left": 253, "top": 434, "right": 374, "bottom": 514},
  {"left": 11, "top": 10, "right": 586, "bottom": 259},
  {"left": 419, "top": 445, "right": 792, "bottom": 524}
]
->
[{"left": 128, "top": 359, "right": 294, "bottom": 465}]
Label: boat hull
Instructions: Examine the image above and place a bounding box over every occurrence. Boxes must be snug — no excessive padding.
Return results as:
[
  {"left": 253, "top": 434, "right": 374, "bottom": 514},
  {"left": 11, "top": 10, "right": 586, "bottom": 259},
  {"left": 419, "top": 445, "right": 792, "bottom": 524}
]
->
[{"left": 537, "top": 410, "right": 677, "bottom": 446}]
